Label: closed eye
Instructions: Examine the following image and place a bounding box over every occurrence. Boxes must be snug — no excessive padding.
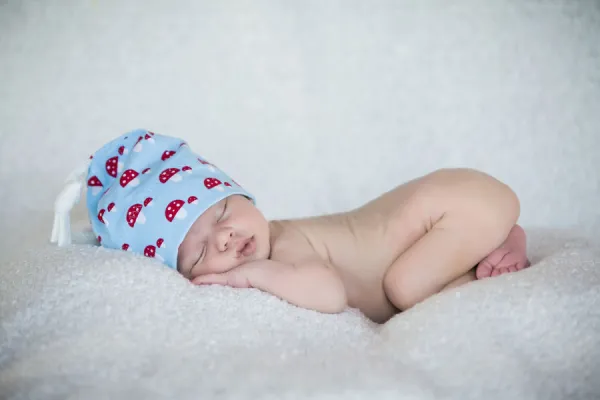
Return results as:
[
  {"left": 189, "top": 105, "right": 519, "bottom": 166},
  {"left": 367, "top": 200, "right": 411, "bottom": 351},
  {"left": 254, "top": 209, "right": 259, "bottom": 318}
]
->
[
  {"left": 189, "top": 246, "right": 206, "bottom": 277},
  {"left": 217, "top": 199, "right": 228, "bottom": 221}
]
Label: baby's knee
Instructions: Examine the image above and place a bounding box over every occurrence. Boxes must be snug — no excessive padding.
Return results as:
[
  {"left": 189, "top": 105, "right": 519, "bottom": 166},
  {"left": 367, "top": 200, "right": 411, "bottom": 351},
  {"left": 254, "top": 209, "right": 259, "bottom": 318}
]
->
[{"left": 382, "top": 266, "right": 424, "bottom": 311}]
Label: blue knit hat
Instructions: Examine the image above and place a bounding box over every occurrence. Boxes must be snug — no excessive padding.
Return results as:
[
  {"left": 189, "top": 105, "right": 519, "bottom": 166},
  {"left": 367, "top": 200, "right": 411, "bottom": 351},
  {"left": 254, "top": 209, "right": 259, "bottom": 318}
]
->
[{"left": 51, "top": 129, "right": 255, "bottom": 269}]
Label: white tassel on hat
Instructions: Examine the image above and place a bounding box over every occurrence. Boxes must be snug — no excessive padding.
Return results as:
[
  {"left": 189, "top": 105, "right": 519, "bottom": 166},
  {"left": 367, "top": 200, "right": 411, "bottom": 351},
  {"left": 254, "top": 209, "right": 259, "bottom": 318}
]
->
[{"left": 50, "top": 160, "right": 92, "bottom": 247}]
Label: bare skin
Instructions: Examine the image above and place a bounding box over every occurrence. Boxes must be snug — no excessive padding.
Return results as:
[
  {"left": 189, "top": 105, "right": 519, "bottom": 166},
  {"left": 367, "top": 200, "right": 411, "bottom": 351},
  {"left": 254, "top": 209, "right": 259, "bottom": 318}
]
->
[{"left": 178, "top": 168, "right": 530, "bottom": 324}]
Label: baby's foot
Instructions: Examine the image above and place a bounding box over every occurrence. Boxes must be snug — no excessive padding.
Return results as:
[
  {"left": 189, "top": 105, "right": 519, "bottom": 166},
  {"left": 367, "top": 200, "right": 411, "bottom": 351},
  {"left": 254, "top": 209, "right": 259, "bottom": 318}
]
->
[{"left": 475, "top": 225, "right": 531, "bottom": 279}]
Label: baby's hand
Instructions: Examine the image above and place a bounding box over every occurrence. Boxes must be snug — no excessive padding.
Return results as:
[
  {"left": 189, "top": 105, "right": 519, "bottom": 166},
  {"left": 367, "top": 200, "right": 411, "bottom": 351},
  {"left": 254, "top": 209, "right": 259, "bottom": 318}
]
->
[{"left": 191, "top": 265, "right": 253, "bottom": 288}]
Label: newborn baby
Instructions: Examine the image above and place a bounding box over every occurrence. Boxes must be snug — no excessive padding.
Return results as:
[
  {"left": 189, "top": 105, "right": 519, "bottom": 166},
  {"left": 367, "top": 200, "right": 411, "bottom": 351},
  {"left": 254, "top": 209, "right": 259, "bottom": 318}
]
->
[{"left": 53, "top": 130, "right": 530, "bottom": 323}]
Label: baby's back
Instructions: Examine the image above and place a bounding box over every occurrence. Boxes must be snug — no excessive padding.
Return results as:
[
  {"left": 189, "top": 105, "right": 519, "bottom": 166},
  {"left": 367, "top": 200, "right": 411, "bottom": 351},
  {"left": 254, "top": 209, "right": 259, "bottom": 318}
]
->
[
  {"left": 275, "top": 205, "right": 408, "bottom": 321},
  {"left": 274, "top": 174, "right": 442, "bottom": 321},
  {"left": 271, "top": 169, "right": 519, "bottom": 322}
]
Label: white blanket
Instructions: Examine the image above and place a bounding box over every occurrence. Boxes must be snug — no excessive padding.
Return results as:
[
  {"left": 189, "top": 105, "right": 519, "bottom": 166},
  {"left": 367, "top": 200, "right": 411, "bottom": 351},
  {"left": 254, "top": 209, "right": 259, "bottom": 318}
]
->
[{"left": 1, "top": 228, "right": 599, "bottom": 399}]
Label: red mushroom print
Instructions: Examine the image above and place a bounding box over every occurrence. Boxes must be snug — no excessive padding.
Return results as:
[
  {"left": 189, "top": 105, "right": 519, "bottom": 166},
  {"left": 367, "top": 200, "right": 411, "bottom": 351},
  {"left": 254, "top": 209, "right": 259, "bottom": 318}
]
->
[
  {"left": 204, "top": 177, "right": 223, "bottom": 191},
  {"left": 122, "top": 243, "right": 130, "bottom": 251},
  {"left": 198, "top": 158, "right": 216, "bottom": 172},
  {"left": 87, "top": 176, "right": 103, "bottom": 195},
  {"left": 161, "top": 150, "right": 176, "bottom": 161},
  {"left": 142, "top": 168, "right": 151, "bottom": 175},
  {"left": 182, "top": 165, "right": 192, "bottom": 174},
  {"left": 144, "top": 197, "right": 153, "bottom": 207},
  {"left": 144, "top": 244, "right": 164, "bottom": 261},
  {"left": 144, "top": 245, "right": 156, "bottom": 258},
  {"left": 156, "top": 238, "right": 165, "bottom": 248},
  {"left": 106, "top": 156, "right": 123, "bottom": 178},
  {"left": 224, "top": 182, "right": 232, "bottom": 187},
  {"left": 118, "top": 145, "right": 128, "bottom": 156},
  {"left": 97, "top": 209, "right": 108, "bottom": 225},
  {"left": 159, "top": 168, "right": 181, "bottom": 183},
  {"left": 107, "top": 202, "right": 116, "bottom": 212},
  {"left": 144, "top": 133, "right": 155, "bottom": 144},
  {"left": 89, "top": 154, "right": 94, "bottom": 160},
  {"left": 133, "top": 136, "right": 144, "bottom": 152},
  {"left": 97, "top": 236, "right": 102, "bottom": 243},
  {"left": 120, "top": 169, "right": 140, "bottom": 188},
  {"left": 165, "top": 199, "right": 187, "bottom": 222},
  {"left": 179, "top": 142, "right": 188, "bottom": 148},
  {"left": 126, "top": 203, "right": 146, "bottom": 227},
  {"left": 187, "top": 196, "right": 198, "bottom": 205}
]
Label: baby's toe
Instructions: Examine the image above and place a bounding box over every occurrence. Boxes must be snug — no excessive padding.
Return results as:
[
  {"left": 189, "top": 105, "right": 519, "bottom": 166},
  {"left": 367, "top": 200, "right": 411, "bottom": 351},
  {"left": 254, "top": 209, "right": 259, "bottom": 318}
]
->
[
  {"left": 499, "top": 266, "right": 512, "bottom": 275},
  {"left": 475, "top": 261, "right": 493, "bottom": 279},
  {"left": 515, "top": 258, "right": 531, "bottom": 271}
]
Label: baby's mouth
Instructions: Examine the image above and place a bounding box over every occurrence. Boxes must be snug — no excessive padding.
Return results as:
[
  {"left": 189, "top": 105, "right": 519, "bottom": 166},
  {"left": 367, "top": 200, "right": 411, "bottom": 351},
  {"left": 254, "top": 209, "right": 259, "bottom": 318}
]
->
[{"left": 236, "top": 236, "right": 256, "bottom": 257}]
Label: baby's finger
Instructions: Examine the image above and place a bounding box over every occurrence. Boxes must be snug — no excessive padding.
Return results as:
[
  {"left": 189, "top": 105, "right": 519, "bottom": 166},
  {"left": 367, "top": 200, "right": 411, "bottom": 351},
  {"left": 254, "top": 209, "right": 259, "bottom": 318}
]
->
[{"left": 191, "top": 274, "right": 229, "bottom": 286}]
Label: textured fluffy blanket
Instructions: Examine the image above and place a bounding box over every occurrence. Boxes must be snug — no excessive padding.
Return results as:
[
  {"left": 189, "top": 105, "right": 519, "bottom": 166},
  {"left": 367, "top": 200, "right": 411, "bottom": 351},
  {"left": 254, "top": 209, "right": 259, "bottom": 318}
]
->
[{"left": 1, "top": 228, "right": 599, "bottom": 399}]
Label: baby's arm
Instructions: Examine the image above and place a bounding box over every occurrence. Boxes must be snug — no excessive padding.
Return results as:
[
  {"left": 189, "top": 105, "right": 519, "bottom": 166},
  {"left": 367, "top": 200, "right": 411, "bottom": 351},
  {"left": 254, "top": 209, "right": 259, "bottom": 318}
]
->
[{"left": 192, "top": 259, "right": 347, "bottom": 314}]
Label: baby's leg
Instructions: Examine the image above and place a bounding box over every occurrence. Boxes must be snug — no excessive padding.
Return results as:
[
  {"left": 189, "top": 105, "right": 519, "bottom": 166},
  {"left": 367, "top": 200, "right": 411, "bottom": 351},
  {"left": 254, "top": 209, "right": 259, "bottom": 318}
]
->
[
  {"left": 383, "top": 213, "right": 513, "bottom": 310},
  {"left": 382, "top": 169, "right": 520, "bottom": 311},
  {"left": 441, "top": 268, "right": 476, "bottom": 291}
]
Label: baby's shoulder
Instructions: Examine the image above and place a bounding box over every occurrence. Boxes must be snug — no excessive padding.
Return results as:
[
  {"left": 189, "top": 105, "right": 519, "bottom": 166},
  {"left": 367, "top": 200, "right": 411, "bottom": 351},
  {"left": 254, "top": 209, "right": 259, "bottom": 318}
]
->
[
  {"left": 269, "top": 220, "right": 312, "bottom": 251},
  {"left": 268, "top": 220, "right": 321, "bottom": 264}
]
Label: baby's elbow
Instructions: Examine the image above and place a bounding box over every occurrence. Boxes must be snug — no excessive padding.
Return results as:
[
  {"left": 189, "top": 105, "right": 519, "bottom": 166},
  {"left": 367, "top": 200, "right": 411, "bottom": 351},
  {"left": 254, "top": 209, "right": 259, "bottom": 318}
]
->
[
  {"left": 297, "top": 262, "right": 348, "bottom": 314},
  {"left": 327, "top": 285, "right": 348, "bottom": 314},
  {"left": 320, "top": 269, "right": 348, "bottom": 314},
  {"left": 320, "top": 292, "right": 347, "bottom": 314}
]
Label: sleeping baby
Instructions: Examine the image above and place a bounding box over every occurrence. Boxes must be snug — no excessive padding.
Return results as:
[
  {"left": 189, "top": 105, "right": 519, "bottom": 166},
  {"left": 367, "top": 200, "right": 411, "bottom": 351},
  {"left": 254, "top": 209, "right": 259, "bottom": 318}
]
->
[{"left": 52, "top": 130, "right": 530, "bottom": 323}]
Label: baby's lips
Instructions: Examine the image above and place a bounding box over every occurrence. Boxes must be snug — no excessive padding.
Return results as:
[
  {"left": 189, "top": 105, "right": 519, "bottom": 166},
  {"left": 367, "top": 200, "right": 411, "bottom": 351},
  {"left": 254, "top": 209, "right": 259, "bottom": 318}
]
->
[
  {"left": 239, "top": 237, "right": 256, "bottom": 257},
  {"left": 234, "top": 238, "right": 249, "bottom": 253}
]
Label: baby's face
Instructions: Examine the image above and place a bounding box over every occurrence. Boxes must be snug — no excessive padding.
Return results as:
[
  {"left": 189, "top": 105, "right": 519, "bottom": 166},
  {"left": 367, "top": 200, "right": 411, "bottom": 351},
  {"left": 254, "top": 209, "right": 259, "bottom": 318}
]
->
[{"left": 177, "top": 195, "right": 270, "bottom": 280}]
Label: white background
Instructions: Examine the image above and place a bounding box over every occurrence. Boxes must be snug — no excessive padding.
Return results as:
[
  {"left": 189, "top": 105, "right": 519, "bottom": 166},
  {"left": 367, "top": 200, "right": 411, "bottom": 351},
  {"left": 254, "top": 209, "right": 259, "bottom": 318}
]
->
[{"left": 1, "top": 0, "right": 599, "bottom": 260}]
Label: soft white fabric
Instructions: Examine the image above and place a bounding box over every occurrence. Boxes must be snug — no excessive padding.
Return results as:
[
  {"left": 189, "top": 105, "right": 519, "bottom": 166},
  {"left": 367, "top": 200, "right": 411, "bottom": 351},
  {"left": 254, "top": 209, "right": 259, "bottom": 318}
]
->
[
  {"left": 2, "top": 0, "right": 600, "bottom": 398},
  {"left": 1, "top": 228, "right": 599, "bottom": 399}
]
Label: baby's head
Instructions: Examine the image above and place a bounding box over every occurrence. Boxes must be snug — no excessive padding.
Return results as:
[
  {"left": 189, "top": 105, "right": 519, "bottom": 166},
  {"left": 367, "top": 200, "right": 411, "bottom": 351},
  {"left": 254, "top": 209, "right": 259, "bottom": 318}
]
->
[
  {"left": 176, "top": 194, "right": 270, "bottom": 279},
  {"left": 86, "top": 129, "right": 269, "bottom": 278}
]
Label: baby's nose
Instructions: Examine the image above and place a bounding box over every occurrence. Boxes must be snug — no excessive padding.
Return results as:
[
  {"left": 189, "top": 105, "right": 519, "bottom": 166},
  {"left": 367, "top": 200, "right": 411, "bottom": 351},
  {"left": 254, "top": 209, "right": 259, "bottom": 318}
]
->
[{"left": 216, "top": 229, "right": 234, "bottom": 252}]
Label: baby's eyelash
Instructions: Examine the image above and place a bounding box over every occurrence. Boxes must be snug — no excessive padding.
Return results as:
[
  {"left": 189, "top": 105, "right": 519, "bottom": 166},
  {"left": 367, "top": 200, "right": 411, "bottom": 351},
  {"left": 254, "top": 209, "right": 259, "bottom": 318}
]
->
[
  {"left": 190, "top": 246, "right": 205, "bottom": 276},
  {"left": 218, "top": 201, "right": 228, "bottom": 220}
]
